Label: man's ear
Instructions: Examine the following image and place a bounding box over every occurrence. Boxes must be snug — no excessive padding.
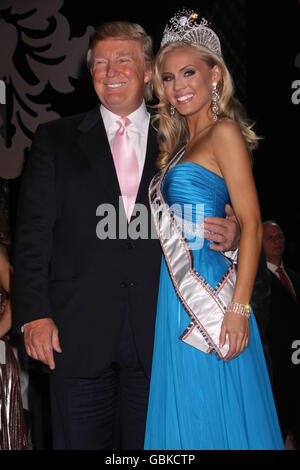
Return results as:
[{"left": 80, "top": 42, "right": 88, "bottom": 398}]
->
[{"left": 144, "top": 65, "right": 153, "bottom": 84}]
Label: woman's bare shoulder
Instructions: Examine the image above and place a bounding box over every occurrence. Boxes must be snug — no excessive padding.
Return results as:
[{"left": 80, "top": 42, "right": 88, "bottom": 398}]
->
[{"left": 212, "top": 119, "right": 241, "bottom": 137}]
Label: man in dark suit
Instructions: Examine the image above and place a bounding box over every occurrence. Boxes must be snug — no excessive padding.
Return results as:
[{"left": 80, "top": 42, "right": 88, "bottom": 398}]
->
[
  {"left": 13, "top": 22, "right": 239, "bottom": 450},
  {"left": 263, "top": 221, "right": 300, "bottom": 448}
]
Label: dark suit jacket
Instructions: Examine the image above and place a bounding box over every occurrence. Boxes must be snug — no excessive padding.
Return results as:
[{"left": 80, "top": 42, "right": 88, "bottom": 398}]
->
[
  {"left": 13, "top": 105, "right": 162, "bottom": 378},
  {"left": 250, "top": 249, "right": 271, "bottom": 344},
  {"left": 265, "top": 264, "right": 300, "bottom": 438},
  {"left": 266, "top": 265, "right": 300, "bottom": 365}
]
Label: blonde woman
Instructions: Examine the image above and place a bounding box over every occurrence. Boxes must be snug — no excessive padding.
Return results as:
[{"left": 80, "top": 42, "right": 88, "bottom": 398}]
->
[{"left": 144, "top": 10, "right": 284, "bottom": 450}]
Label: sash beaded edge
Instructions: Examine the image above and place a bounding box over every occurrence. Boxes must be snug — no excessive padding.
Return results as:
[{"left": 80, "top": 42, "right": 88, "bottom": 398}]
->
[{"left": 149, "top": 148, "right": 237, "bottom": 359}]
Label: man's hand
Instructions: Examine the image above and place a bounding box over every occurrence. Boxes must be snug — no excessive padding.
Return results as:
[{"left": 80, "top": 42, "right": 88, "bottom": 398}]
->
[
  {"left": 203, "top": 204, "right": 240, "bottom": 252},
  {"left": 24, "top": 318, "right": 62, "bottom": 370}
]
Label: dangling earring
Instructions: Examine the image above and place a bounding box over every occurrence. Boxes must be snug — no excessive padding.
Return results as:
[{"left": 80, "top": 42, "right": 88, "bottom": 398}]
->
[
  {"left": 170, "top": 104, "right": 175, "bottom": 118},
  {"left": 211, "top": 83, "right": 219, "bottom": 121}
]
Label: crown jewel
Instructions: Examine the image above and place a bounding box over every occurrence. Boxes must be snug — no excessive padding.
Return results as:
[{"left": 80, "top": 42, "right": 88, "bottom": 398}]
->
[{"left": 161, "top": 8, "right": 222, "bottom": 58}]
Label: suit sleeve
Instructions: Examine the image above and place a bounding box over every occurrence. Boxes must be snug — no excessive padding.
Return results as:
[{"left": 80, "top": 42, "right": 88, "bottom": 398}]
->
[
  {"left": 250, "top": 248, "right": 271, "bottom": 342},
  {"left": 13, "top": 124, "right": 56, "bottom": 331}
]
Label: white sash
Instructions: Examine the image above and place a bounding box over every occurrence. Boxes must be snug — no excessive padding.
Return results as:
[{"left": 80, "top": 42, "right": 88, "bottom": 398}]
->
[{"left": 149, "top": 149, "right": 236, "bottom": 359}]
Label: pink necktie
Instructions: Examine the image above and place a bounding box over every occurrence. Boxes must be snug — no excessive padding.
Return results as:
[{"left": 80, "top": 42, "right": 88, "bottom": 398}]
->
[{"left": 112, "top": 117, "right": 140, "bottom": 221}]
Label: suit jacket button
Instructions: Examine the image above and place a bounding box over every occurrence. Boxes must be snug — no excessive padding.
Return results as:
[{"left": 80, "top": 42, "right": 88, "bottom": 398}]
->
[{"left": 120, "top": 281, "right": 128, "bottom": 288}]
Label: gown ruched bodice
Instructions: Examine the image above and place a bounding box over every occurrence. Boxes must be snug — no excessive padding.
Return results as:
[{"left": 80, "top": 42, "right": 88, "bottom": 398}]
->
[
  {"left": 163, "top": 162, "right": 231, "bottom": 289},
  {"left": 163, "top": 162, "right": 229, "bottom": 218},
  {"left": 144, "top": 162, "right": 284, "bottom": 450}
]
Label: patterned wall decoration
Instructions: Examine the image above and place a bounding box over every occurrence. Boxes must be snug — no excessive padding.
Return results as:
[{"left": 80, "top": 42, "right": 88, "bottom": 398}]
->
[
  {"left": 0, "top": 0, "right": 94, "bottom": 178},
  {"left": 0, "top": 0, "right": 245, "bottom": 179}
]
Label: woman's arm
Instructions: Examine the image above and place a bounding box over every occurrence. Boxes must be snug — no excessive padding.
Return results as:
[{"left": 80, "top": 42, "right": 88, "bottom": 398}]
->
[{"left": 211, "top": 120, "right": 262, "bottom": 361}]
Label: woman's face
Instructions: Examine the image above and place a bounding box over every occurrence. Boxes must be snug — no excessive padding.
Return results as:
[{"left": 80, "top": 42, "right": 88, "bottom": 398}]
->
[{"left": 161, "top": 47, "right": 219, "bottom": 118}]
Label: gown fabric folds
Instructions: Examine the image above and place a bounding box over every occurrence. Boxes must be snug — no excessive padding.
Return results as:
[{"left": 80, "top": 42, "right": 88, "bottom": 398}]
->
[{"left": 144, "top": 162, "right": 284, "bottom": 450}]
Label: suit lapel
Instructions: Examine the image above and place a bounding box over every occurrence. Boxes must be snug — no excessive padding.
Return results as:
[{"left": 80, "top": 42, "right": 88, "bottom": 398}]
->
[
  {"left": 135, "top": 122, "right": 158, "bottom": 207},
  {"left": 76, "top": 106, "right": 121, "bottom": 202}
]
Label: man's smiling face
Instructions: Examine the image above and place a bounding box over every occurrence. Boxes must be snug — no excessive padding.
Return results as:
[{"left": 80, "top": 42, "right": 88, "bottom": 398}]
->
[{"left": 91, "top": 39, "right": 152, "bottom": 116}]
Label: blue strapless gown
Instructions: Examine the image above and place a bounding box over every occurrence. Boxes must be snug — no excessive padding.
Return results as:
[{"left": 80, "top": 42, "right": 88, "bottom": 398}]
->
[{"left": 144, "top": 162, "right": 284, "bottom": 450}]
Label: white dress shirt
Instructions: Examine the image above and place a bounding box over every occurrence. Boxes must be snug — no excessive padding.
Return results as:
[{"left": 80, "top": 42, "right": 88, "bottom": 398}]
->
[{"left": 100, "top": 101, "right": 150, "bottom": 175}]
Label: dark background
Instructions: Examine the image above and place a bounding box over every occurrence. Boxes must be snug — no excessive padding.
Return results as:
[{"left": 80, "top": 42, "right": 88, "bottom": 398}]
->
[{"left": 1, "top": 0, "right": 299, "bottom": 269}]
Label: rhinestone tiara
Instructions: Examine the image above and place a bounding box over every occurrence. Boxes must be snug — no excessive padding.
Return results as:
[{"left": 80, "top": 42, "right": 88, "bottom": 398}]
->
[{"left": 160, "top": 8, "right": 222, "bottom": 58}]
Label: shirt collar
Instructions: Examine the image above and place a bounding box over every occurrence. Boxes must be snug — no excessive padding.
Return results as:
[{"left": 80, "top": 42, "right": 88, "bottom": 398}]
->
[
  {"left": 267, "top": 261, "right": 284, "bottom": 274},
  {"left": 128, "top": 102, "right": 150, "bottom": 135},
  {"left": 100, "top": 101, "right": 150, "bottom": 135}
]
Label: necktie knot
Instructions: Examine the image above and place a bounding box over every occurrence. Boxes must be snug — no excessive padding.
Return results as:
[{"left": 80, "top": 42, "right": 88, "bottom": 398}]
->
[{"left": 116, "top": 117, "right": 131, "bottom": 135}]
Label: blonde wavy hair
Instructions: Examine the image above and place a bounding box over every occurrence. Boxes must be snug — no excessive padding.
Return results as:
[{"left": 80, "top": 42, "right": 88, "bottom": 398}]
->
[{"left": 153, "top": 42, "right": 261, "bottom": 168}]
